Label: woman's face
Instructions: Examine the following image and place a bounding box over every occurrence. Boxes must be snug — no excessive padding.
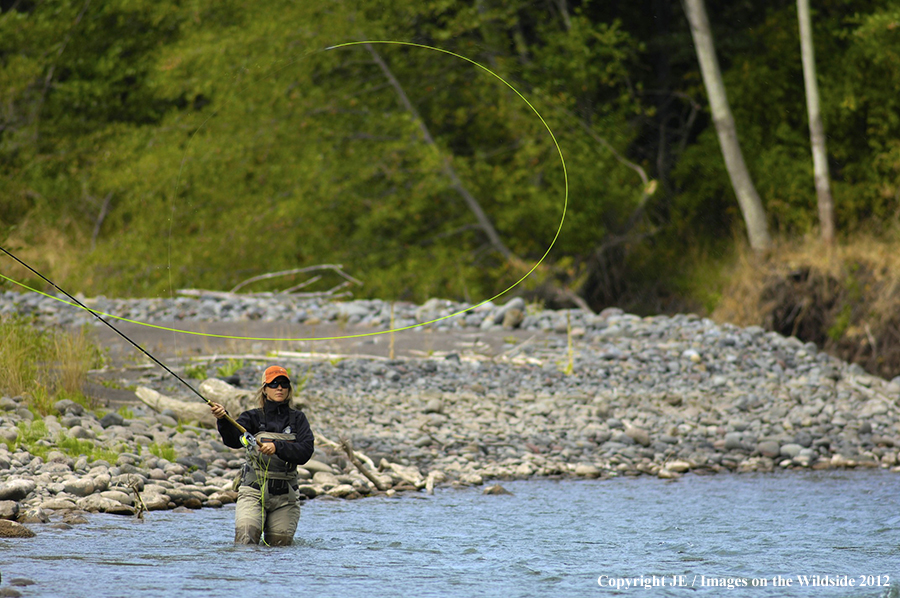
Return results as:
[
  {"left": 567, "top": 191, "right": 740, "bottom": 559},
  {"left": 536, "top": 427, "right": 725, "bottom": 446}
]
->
[{"left": 265, "top": 377, "right": 290, "bottom": 403}]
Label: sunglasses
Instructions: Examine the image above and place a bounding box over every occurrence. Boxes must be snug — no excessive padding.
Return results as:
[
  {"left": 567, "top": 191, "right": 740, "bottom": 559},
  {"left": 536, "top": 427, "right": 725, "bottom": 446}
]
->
[{"left": 265, "top": 379, "right": 291, "bottom": 389}]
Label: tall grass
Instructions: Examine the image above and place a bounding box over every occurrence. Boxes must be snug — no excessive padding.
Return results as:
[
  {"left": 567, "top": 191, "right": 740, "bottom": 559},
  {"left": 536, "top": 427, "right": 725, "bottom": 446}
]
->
[{"left": 0, "top": 315, "right": 104, "bottom": 414}]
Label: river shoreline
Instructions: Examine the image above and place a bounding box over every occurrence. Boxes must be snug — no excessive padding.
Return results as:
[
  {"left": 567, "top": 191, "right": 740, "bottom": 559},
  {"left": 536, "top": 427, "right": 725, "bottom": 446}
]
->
[{"left": 2, "top": 292, "right": 900, "bottom": 535}]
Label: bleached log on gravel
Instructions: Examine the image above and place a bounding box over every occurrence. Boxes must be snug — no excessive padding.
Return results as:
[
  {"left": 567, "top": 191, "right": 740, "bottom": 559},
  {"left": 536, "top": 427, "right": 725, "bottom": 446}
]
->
[
  {"left": 135, "top": 387, "right": 214, "bottom": 426},
  {"left": 198, "top": 378, "right": 256, "bottom": 415}
]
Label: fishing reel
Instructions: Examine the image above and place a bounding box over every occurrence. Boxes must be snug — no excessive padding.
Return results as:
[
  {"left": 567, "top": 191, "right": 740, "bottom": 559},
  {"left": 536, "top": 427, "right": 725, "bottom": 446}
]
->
[{"left": 240, "top": 432, "right": 259, "bottom": 451}]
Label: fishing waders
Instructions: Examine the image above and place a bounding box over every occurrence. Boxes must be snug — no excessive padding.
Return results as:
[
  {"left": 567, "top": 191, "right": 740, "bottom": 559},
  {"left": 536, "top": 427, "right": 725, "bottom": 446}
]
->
[{"left": 236, "top": 431, "right": 301, "bottom": 546}]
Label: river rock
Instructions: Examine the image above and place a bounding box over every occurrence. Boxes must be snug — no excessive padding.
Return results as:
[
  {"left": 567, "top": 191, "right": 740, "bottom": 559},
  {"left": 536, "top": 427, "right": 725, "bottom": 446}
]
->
[
  {"left": 724, "top": 433, "right": 744, "bottom": 450},
  {"left": 312, "top": 471, "right": 339, "bottom": 487},
  {"left": 53, "top": 399, "right": 84, "bottom": 416},
  {"left": 574, "top": 463, "right": 602, "bottom": 478},
  {"left": 39, "top": 498, "right": 77, "bottom": 511},
  {"left": 0, "top": 500, "right": 19, "bottom": 520},
  {"left": 301, "top": 459, "right": 334, "bottom": 474},
  {"left": 859, "top": 399, "right": 890, "bottom": 418},
  {"left": 665, "top": 460, "right": 691, "bottom": 473},
  {"left": 502, "top": 308, "right": 525, "bottom": 329},
  {"left": 137, "top": 492, "right": 169, "bottom": 510},
  {"left": 296, "top": 485, "right": 318, "bottom": 498},
  {"left": 99, "top": 412, "right": 125, "bottom": 428},
  {"left": 62, "top": 512, "right": 89, "bottom": 524},
  {"left": 326, "top": 484, "right": 355, "bottom": 498},
  {"left": 780, "top": 444, "right": 804, "bottom": 459},
  {"left": 625, "top": 425, "right": 651, "bottom": 447},
  {"left": 76, "top": 494, "right": 133, "bottom": 515},
  {"left": 459, "top": 473, "right": 483, "bottom": 485},
  {"left": 18, "top": 506, "right": 49, "bottom": 524},
  {"left": 757, "top": 441, "right": 781, "bottom": 458},
  {"left": 0, "top": 427, "right": 18, "bottom": 444},
  {"left": 423, "top": 398, "right": 443, "bottom": 414},
  {"left": 68, "top": 426, "right": 94, "bottom": 440},
  {"left": 0, "top": 479, "right": 36, "bottom": 501},
  {"left": 100, "top": 490, "right": 133, "bottom": 505},
  {"left": 63, "top": 478, "right": 95, "bottom": 497},
  {"left": 514, "top": 462, "right": 535, "bottom": 477},
  {"left": 0, "top": 520, "right": 35, "bottom": 538}
]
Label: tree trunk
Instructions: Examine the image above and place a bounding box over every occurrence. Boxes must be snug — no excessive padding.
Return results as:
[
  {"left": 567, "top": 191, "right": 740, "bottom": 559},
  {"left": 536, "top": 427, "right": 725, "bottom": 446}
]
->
[
  {"left": 797, "top": 0, "right": 836, "bottom": 245},
  {"left": 682, "top": 0, "right": 771, "bottom": 252},
  {"left": 363, "top": 42, "right": 518, "bottom": 265}
]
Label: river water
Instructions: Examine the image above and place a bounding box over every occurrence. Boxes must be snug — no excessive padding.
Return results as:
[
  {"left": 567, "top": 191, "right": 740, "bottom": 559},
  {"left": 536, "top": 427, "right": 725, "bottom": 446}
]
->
[{"left": 3, "top": 470, "right": 899, "bottom": 597}]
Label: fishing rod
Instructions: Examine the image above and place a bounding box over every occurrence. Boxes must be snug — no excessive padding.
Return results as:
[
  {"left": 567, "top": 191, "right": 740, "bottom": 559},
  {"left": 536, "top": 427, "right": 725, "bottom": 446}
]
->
[{"left": 0, "top": 244, "right": 254, "bottom": 443}]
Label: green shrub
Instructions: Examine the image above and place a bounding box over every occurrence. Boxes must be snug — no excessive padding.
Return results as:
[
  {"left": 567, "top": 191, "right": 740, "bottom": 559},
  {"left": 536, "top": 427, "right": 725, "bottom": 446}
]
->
[
  {"left": 184, "top": 363, "right": 207, "bottom": 380},
  {"left": 216, "top": 358, "right": 244, "bottom": 378},
  {"left": 148, "top": 442, "right": 177, "bottom": 462}
]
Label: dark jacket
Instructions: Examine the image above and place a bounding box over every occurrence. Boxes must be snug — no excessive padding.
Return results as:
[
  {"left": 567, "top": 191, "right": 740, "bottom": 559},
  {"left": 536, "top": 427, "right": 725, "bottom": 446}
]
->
[{"left": 216, "top": 399, "right": 314, "bottom": 466}]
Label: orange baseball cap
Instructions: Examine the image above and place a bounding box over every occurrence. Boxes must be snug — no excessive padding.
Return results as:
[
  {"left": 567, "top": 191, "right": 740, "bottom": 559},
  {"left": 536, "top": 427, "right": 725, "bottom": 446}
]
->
[{"left": 262, "top": 365, "right": 290, "bottom": 384}]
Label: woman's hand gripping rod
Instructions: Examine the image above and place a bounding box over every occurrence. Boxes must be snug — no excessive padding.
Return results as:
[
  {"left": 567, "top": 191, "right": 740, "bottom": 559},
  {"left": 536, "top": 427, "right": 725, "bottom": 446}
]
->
[{"left": 209, "top": 402, "right": 258, "bottom": 451}]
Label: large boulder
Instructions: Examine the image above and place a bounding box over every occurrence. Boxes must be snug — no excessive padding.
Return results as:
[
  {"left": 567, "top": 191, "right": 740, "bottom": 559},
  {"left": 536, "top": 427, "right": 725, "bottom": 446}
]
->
[
  {"left": 63, "top": 478, "right": 96, "bottom": 498},
  {"left": 139, "top": 492, "right": 171, "bottom": 511},
  {"left": 0, "top": 519, "right": 35, "bottom": 538},
  {"left": 40, "top": 498, "right": 78, "bottom": 511},
  {"left": 76, "top": 494, "right": 133, "bottom": 515},
  {"left": 0, "top": 479, "right": 36, "bottom": 501},
  {"left": 0, "top": 500, "right": 19, "bottom": 520}
]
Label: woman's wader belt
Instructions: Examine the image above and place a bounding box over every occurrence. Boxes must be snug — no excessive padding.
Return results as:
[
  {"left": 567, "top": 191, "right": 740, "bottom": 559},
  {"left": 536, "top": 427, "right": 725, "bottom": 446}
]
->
[{"left": 242, "top": 432, "right": 299, "bottom": 495}]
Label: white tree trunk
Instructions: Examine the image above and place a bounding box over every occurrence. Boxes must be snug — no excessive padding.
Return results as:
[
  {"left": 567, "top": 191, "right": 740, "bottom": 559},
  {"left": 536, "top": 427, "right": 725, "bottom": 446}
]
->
[
  {"left": 682, "top": 0, "right": 771, "bottom": 251},
  {"left": 798, "top": 0, "right": 836, "bottom": 245}
]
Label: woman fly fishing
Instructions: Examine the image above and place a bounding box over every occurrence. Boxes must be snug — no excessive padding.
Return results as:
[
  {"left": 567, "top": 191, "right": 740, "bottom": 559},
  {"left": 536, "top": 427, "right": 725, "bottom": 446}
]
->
[{"left": 210, "top": 365, "right": 314, "bottom": 546}]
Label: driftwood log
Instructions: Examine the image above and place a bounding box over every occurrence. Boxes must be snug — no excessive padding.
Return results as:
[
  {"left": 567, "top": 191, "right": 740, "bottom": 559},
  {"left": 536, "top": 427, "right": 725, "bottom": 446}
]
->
[
  {"left": 135, "top": 387, "right": 214, "bottom": 426},
  {"left": 338, "top": 437, "right": 391, "bottom": 491},
  {"left": 134, "top": 378, "right": 255, "bottom": 427}
]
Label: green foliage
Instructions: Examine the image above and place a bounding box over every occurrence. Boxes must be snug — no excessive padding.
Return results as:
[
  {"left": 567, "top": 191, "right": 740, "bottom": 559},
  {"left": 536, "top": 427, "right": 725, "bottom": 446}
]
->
[
  {"left": 216, "top": 359, "right": 244, "bottom": 378},
  {"left": 56, "top": 434, "right": 97, "bottom": 460},
  {"left": 671, "top": 1, "right": 900, "bottom": 241},
  {"left": 117, "top": 406, "right": 134, "bottom": 420},
  {"left": 1, "top": 0, "right": 898, "bottom": 313},
  {"left": 8, "top": 419, "right": 48, "bottom": 456},
  {"left": 184, "top": 363, "right": 208, "bottom": 380},
  {"left": 0, "top": 316, "right": 103, "bottom": 415},
  {"left": 148, "top": 441, "right": 176, "bottom": 462},
  {"left": 0, "top": 0, "right": 644, "bottom": 304}
]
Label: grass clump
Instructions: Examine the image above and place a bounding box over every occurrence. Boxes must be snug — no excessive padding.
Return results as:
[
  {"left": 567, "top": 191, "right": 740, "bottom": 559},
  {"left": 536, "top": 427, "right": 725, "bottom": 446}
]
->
[
  {"left": 216, "top": 358, "right": 244, "bottom": 378},
  {"left": 4, "top": 421, "right": 122, "bottom": 462},
  {"left": 148, "top": 442, "right": 176, "bottom": 461},
  {"left": 184, "top": 363, "right": 207, "bottom": 380},
  {"left": 0, "top": 315, "right": 104, "bottom": 415}
]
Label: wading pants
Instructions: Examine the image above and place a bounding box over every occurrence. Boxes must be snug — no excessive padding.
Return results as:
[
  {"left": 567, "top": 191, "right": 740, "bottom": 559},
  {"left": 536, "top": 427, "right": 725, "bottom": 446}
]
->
[{"left": 234, "top": 484, "right": 300, "bottom": 546}]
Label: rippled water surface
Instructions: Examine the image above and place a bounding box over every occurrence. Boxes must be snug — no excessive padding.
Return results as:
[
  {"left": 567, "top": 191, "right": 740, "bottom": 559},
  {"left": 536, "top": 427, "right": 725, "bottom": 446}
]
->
[{"left": 3, "top": 470, "right": 900, "bottom": 597}]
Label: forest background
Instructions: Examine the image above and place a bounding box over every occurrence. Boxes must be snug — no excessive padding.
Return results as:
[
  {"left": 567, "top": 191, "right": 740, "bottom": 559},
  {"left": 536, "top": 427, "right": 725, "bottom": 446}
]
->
[{"left": 1, "top": 0, "right": 900, "bottom": 377}]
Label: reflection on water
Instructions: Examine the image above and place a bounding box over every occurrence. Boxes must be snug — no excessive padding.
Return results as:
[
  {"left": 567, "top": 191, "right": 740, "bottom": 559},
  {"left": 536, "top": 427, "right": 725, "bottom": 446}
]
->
[{"left": 2, "top": 470, "right": 900, "bottom": 597}]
